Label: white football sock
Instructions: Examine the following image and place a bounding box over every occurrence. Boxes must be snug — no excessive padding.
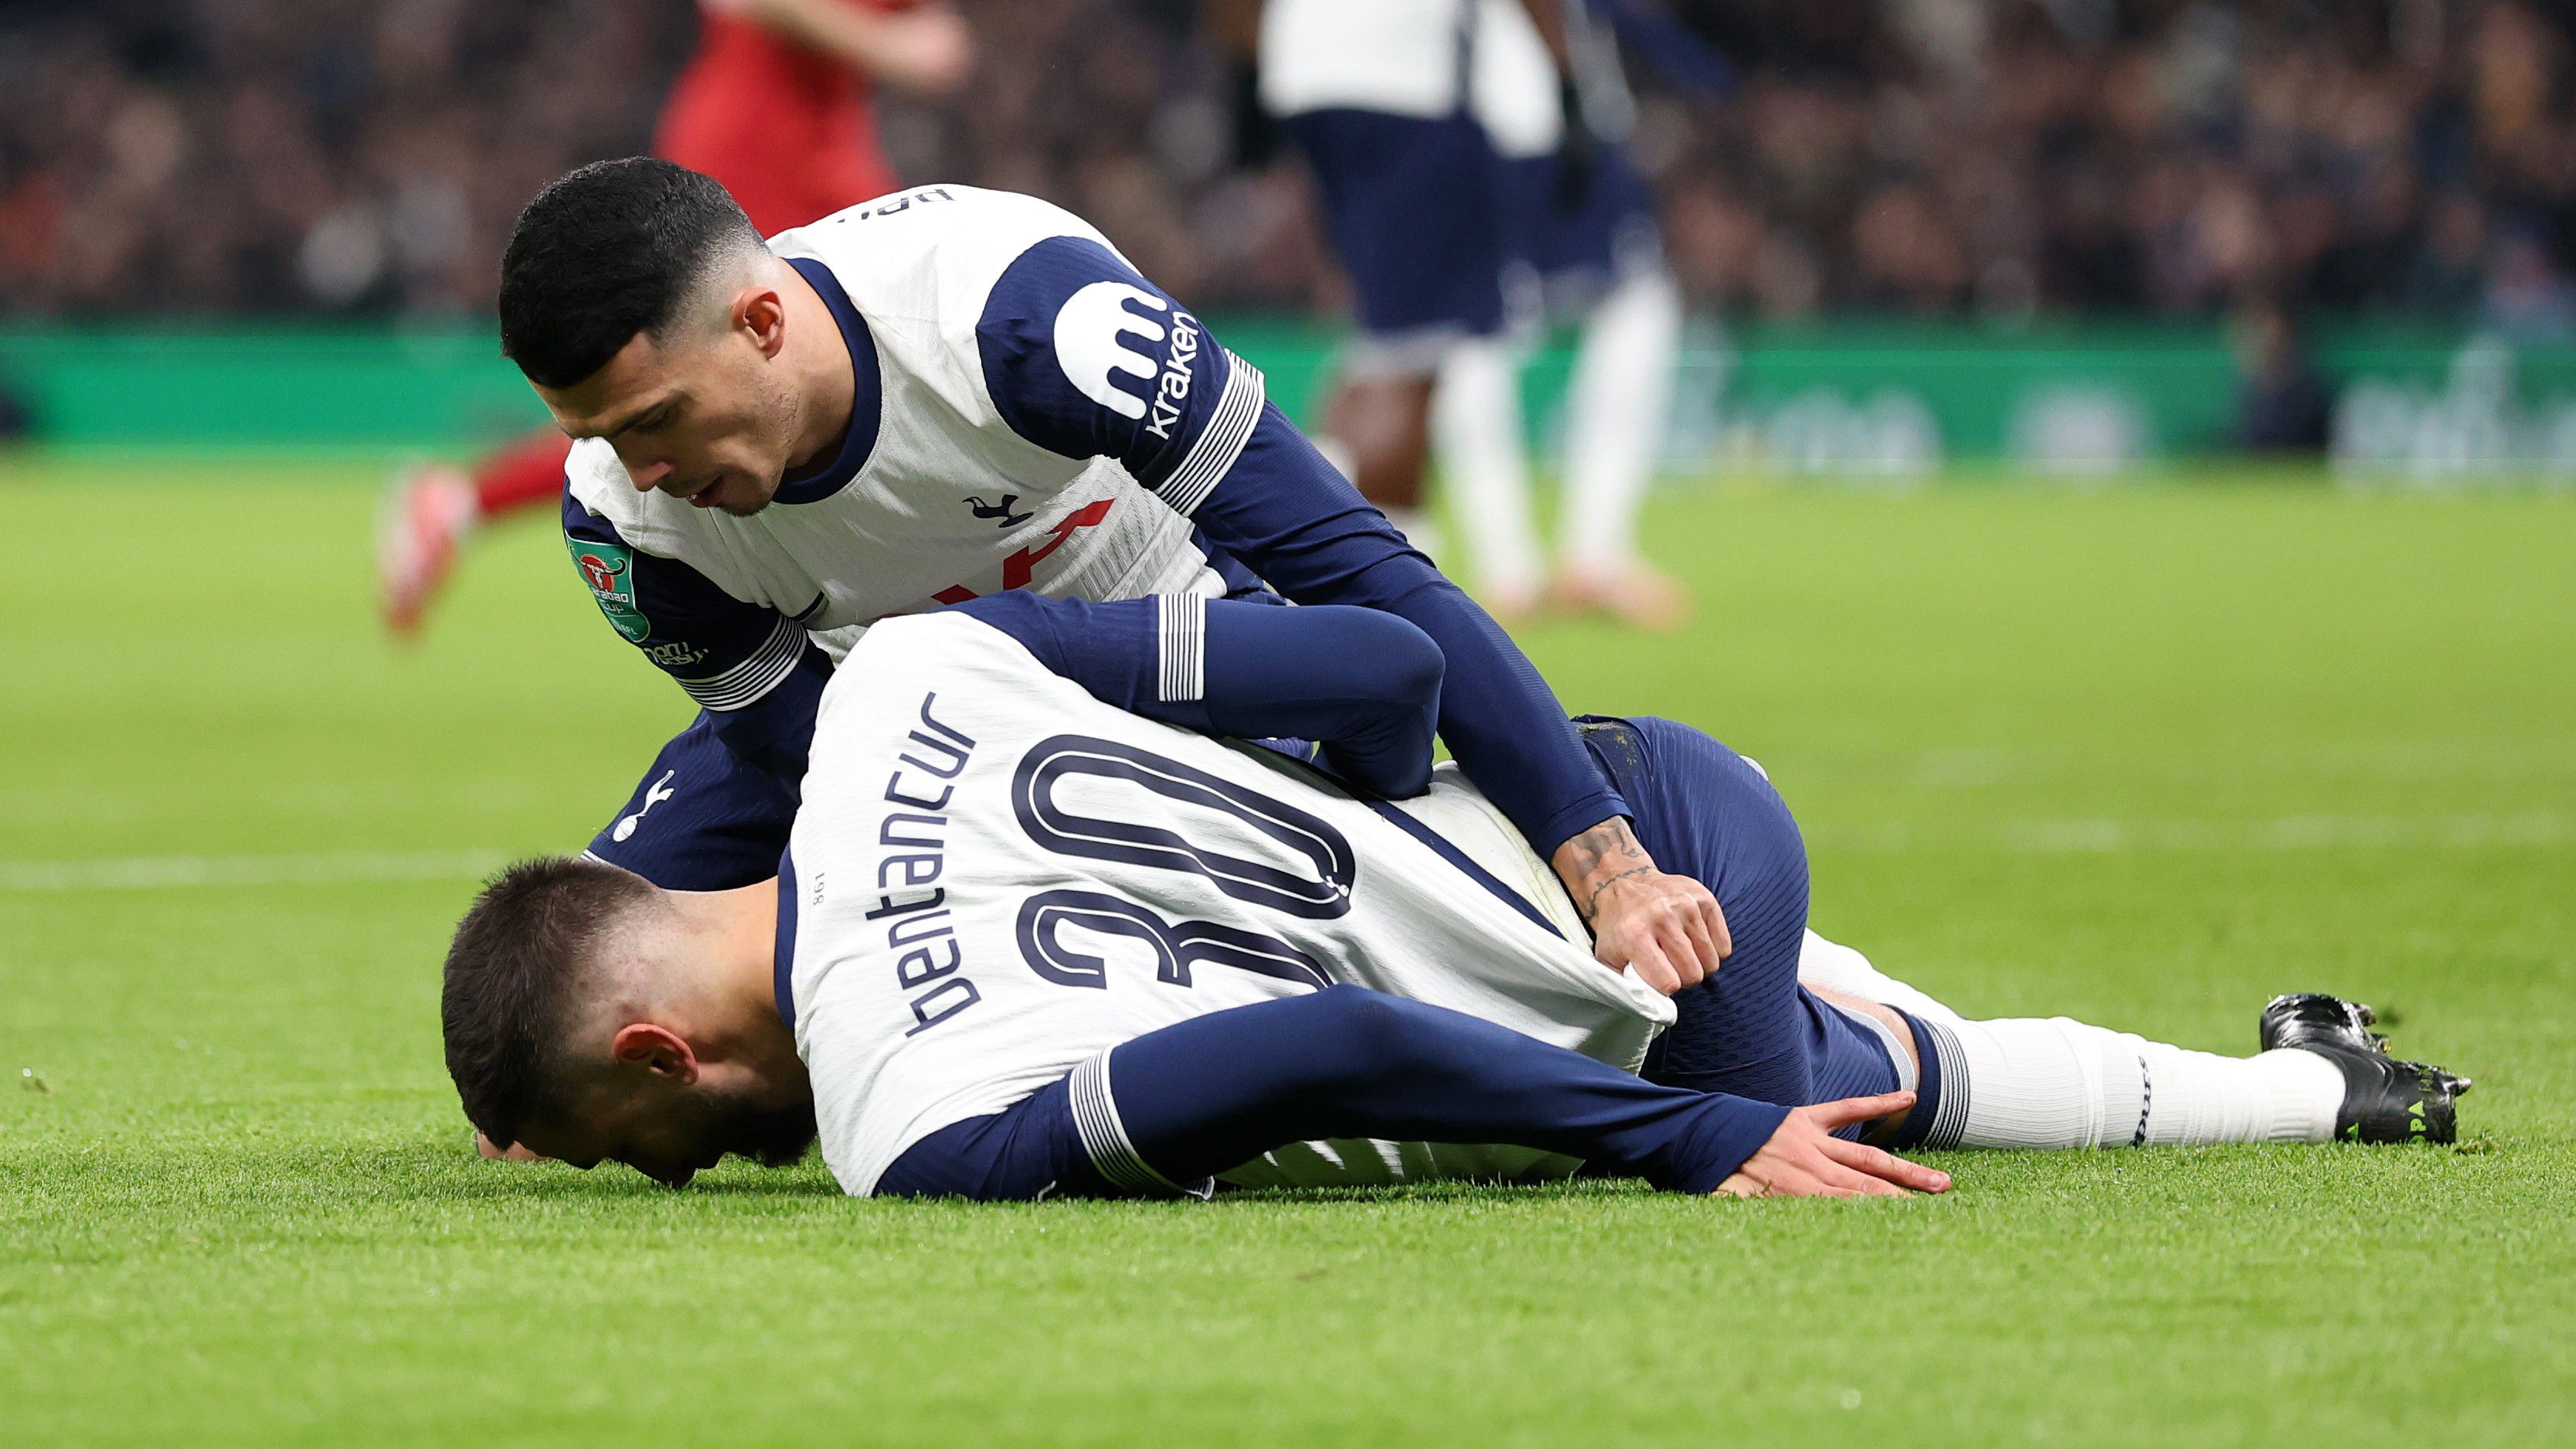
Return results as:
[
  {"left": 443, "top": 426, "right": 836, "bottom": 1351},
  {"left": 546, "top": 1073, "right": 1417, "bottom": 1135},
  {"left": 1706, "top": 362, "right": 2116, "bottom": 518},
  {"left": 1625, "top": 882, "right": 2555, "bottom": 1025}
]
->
[
  {"left": 1558, "top": 267, "right": 1682, "bottom": 572},
  {"left": 1910, "top": 1015, "right": 2343, "bottom": 1151},
  {"left": 1432, "top": 338, "right": 1544, "bottom": 603}
]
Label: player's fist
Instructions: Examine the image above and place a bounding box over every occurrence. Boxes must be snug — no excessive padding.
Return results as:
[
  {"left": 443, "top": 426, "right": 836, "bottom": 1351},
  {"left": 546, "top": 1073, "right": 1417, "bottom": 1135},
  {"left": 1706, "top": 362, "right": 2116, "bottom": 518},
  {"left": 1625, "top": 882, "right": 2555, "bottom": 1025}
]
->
[
  {"left": 1715, "top": 1094, "right": 1949, "bottom": 1199},
  {"left": 1585, "top": 867, "right": 1729, "bottom": 995},
  {"left": 1553, "top": 818, "right": 1731, "bottom": 996}
]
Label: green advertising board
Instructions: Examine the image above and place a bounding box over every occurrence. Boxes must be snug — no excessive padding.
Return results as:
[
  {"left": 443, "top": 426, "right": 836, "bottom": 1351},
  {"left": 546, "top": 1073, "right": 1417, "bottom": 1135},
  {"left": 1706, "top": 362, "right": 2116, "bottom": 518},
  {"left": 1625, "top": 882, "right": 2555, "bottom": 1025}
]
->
[{"left": 5, "top": 315, "right": 2572, "bottom": 477}]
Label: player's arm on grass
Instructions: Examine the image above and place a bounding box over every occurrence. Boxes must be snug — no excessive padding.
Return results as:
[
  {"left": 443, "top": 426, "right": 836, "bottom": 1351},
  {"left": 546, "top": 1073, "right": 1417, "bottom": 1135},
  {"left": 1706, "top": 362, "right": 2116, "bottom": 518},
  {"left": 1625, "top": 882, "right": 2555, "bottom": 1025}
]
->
[
  {"left": 564, "top": 495, "right": 827, "bottom": 798},
  {"left": 945, "top": 593, "right": 1441, "bottom": 796},
  {"left": 975, "top": 238, "right": 1728, "bottom": 994},
  {"left": 872, "top": 987, "right": 1945, "bottom": 1200}
]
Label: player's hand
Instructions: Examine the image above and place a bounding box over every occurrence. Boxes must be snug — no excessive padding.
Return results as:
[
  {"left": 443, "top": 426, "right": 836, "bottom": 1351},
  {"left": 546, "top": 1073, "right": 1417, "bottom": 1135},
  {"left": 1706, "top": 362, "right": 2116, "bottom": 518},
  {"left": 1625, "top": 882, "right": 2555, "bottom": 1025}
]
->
[
  {"left": 1555, "top": 818, "right": 1729, "bottom": 995},
  {"left": 1715, "top": 1094, "right": 1949, "bottom": 1199},
  {"left": 1585, "top": 866, "right": 1729, "bottom": 995}
]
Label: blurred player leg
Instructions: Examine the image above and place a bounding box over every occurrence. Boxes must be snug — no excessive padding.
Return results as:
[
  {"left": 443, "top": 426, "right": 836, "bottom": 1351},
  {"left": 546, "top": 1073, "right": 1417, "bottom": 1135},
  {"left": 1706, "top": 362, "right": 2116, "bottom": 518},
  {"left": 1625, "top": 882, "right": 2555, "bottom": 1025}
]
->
[
  {"left": 1276, "top": 105, "right": 1506, "bottom": 566},
  {"left": 1266, "top": 0, "right": 1515, "bottom": 575},
  {"left": 1526, "top": 138, "right": 1688, "bottom": 629},
  {"left": 376, "top": 461, "right": 474, "bottom": 638},
  {"left": 1555, "top": 264, "right": 1687, "bottom": 628},
  {"left": 1320, "top": 369, "right": 1443, "bottom": 559},
  {"left": 471, "top": 432, "right": 578, "bottom": 516},
  {"left": 376, "top": 434, "right": 572, "bottom": 635},
  {"left": 1482, "top": 0, "right": 1696, "bottom": 629},
  {"left": 1445, "top": 0, "right": 1557, "bottom": 617},
  {"left": 1432, "top": 335, "right": 1544, "bottom": 615}
]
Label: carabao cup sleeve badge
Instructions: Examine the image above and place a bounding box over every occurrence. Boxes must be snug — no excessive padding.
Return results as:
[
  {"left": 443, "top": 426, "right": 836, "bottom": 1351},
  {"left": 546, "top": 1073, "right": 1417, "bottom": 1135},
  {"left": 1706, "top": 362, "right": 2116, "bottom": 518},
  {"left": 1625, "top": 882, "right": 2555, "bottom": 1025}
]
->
[{"left": 567, "top": 537, "right": 651, "bottom": 642}]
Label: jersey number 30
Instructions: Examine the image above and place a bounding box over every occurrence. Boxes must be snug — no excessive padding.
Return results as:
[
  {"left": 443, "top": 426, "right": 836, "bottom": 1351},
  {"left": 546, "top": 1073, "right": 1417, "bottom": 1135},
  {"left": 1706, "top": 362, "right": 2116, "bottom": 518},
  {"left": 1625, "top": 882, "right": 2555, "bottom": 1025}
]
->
[{"left": 1008, "top": 735, "right": 1352, "bottom": 992}]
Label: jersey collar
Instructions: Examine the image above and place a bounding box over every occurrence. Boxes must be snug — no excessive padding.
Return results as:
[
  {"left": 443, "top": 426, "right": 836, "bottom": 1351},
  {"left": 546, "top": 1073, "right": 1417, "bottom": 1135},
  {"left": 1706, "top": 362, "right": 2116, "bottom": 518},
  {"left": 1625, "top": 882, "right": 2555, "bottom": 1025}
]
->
[
  {"left": 774, "top": 257, "right": 882, "bottom": 505},
  {"left": 773, "top": 846, "right": 801, "bottom": 1029}
]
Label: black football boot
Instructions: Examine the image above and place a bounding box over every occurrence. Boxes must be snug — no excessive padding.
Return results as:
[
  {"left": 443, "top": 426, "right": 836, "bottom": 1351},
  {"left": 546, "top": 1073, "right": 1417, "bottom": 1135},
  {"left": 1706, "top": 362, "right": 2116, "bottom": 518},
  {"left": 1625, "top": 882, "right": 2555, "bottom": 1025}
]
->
[
  {"left": 2258, "top": 993, "right": 2472, "bottom": 1145},
  {"left": 2259, "top": 992, "right": 2388, "bottom": 1055}
]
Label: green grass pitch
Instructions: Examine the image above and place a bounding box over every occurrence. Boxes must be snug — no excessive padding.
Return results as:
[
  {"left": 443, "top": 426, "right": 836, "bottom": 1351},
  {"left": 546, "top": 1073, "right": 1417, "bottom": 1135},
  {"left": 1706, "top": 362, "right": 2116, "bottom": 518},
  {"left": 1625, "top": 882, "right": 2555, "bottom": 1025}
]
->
[{"left": 4, "top": 456, "right": 2571, "bottom": 1446}]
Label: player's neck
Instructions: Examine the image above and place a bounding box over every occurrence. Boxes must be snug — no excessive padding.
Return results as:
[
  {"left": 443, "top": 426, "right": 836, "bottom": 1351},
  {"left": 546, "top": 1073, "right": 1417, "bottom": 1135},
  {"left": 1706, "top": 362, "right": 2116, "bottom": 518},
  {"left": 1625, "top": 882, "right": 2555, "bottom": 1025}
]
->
[
  {"left": 664, "top": 881, "right": 785, "bottom": 1029},
  {"left": 780, "top": 265, "right": 857, "bottom": 474}
]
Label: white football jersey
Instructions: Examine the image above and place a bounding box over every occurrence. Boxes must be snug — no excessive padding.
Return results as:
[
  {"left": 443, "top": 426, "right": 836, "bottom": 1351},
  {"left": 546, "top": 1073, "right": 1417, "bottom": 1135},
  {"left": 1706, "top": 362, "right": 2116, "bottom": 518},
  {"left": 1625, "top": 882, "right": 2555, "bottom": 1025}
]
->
[
  {"left": 1263, "top": 0, "right": 1562, "bottom": 151},
  {"left": 1259, "top": 0, "right": 1471, "bottom": 119},
  {"left": 783, "top": 611, "right": 1674, "bottom": 1196},
  {"left": 564, "top": 185, "right": 1265, "bottom": 709}
]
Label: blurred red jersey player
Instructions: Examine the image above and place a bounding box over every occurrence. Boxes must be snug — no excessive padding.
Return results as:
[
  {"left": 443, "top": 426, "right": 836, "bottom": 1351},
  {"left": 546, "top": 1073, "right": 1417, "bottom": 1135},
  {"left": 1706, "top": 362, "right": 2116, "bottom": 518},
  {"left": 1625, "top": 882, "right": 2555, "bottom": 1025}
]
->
[{"left": 378, "top": 0, "right": 970, "bottom": 635}]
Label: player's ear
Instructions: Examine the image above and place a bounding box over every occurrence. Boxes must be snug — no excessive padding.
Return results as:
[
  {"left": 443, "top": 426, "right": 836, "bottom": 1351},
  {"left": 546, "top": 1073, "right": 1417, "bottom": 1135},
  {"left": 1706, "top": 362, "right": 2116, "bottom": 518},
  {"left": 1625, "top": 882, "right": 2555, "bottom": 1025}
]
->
[
  {"left": 736, "top": 284, "right": 789, "bottom": 360},
  {"left": 609, "top": 1022, "right": 701, "bottom": 1085}
]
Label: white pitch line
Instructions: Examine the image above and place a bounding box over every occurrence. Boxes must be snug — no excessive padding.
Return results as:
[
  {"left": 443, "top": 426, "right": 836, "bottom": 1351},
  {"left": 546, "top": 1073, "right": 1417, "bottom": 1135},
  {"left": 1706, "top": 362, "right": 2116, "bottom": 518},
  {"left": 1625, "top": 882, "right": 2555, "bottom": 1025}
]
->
[
  {"left": 1813, "top": 811, "right": 2576, "bottom": 855},
  {"left": 0, "top": 849, "right": 514, "bottom": 893}
]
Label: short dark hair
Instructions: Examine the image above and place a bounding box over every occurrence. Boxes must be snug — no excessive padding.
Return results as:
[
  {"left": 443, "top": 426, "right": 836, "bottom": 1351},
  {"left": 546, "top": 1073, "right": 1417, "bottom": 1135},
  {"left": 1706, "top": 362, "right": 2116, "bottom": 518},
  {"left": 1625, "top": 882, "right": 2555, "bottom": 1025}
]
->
[
  {"left": 498, "top": 158, "right": 762, "bottom": 388},
  {"left": 440, "top": 856, "right": 658, "bottom": 1147}
]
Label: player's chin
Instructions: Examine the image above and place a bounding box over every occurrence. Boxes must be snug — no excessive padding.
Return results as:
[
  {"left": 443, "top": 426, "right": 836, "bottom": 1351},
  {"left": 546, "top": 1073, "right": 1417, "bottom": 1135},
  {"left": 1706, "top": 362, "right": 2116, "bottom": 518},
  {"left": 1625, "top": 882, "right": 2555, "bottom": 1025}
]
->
[{"left": 713, "top": 474, "right": 783, "bottom": 517}]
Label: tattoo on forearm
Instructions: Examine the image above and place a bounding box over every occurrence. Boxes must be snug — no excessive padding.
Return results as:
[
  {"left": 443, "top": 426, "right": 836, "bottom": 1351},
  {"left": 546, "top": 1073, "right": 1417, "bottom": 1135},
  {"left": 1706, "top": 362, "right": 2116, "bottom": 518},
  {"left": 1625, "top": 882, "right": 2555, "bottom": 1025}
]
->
[
  {"left": 1582, "top": 866, "right": 1656, "bottom": 922},
  {"left": 1555, "top": 818, "right": 1655, "bottom": 920}
]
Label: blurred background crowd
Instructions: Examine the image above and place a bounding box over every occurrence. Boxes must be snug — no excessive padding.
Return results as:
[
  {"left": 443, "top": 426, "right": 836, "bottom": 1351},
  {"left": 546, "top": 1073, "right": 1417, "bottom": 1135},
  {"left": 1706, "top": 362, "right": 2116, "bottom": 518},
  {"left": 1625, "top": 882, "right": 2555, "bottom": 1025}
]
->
[{"left": 4, "top": 0, "right": 2573, "bottom": 335}]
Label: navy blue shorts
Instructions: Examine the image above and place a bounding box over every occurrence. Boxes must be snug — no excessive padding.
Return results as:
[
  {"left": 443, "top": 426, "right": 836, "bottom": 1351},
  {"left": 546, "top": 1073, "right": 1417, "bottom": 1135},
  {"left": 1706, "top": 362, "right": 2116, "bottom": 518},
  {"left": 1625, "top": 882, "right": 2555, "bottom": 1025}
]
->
[
  {"left": 1577, "top": 716, "right": 1898, "bottom": 1114},
  {"left": 1280, "top": 108, "right": 1509, "bottom": 362},
  {"left": 1497, "top": 143, "right": 1664, "bottom": 318}
]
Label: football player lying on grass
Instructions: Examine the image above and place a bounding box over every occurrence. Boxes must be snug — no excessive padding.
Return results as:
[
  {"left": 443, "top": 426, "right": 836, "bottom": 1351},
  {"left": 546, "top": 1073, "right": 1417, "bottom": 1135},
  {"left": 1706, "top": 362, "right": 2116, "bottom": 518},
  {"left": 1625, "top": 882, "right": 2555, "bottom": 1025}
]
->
[{"left": 440, "top": 596, "right": 2472, "bottom": 1198}]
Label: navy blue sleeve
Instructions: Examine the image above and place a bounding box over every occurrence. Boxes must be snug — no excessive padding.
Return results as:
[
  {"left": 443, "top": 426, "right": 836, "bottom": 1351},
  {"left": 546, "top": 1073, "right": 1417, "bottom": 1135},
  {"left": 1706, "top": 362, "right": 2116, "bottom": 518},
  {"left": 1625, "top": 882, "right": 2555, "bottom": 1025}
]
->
[
  {"left": 875, "top": 987, "right": 1788, "bottom": 1200},
  {"left": 977, "top": 236, "right": 1264, "bottom": 515},
  {"left": 1192, "top": 529, "right": 1275, "bottom": 600},
  {"left": 973, "top": 239, "right": 1623, "bottom": 856},
  {"left": 583, "top": 713, "right": 800, "bottom": 891},
  {"left": 1190, "top": 405, "right": 1630, "bottom": 856},
  {"left": 947, "top": 592, "right": 1441, "bottom": 797},
  {"left": 564, "top": 495, "right": 830, "bottom": 797},
  {"left": 872, "top": 1077, "right": 1120, "bottom": 1200}
]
